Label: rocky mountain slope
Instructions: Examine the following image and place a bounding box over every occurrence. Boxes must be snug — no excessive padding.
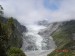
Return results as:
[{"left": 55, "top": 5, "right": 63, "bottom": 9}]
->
[
  {"left": 39, "top": 20, "right": 75, "bottom": 56},
  {"left": 48, "top": 20, "right": 75, "bottom": 56},
  {"left": 0, "top": 16, "right": 27, "bottom": 56}
]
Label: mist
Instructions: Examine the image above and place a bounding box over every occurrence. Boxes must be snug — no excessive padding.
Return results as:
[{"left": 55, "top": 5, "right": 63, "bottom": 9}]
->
[{"left": 0, "top": 0, "right": 75, "bottom": 25}]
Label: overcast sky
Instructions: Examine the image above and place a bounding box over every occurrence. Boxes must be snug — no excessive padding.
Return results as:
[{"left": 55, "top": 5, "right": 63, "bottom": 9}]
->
[{"left": 0, "top": 0, "right": 75, "bottom": 25}]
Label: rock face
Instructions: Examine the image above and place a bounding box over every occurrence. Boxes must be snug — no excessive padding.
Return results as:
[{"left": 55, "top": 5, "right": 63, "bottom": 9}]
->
[
  {"left": 38, "top": 22, "right": 61, "bottom": 37},
  {"left": 47, "top": 20, "right": 75, "bottom": 56},
  {"left": 37, "top": 19, "right": 50, "bottom": 26},
  {"left": 72, "top": 33, "right": 75, "bottom": 40}
]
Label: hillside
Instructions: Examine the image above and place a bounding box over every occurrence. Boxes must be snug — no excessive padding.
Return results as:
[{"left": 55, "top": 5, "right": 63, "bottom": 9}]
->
[
  {"left": 0, "top": 16, "right": 27, "bottom": 56},
  {"left": 47, "top": 20, "right": 75, "bottom": 56}
]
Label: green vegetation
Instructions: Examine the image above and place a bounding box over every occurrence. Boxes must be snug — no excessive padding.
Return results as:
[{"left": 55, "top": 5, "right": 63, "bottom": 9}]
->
[
  {"left": 48, "top": 20, "right": 75, "bottom": 56},
  {"left": 7, "top": 47, "right": 26, "bottom": 56},
  {"left": 7, "top": 17, "right": 23, "bottom": 48},
  {"left": 0, "top": 21, "right": 8, "bottom": 56},
  {"left": 0, "top": 5, "right": 26, "bottom": 56}
]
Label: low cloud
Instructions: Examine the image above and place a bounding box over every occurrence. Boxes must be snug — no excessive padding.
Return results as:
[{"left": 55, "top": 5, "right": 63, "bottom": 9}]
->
[{"left": 0, "top": 0, "right": 75, "bottom": 25}]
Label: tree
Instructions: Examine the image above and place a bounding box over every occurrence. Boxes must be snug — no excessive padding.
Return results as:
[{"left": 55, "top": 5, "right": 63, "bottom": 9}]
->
[
  {"left": 7, "top": 47, "right": 26, "bottom": 56},
  {"left": 0, "top": 22, "right": 7, "bottom": 56},
  {"left": 0, "top": 5, "right": 4, "bottom": 16}
]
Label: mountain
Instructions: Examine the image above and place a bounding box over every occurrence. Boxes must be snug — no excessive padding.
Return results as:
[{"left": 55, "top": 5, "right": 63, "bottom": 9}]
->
[
  {"left": 38, "top": 22, "right": 61, "bottom": 37},
  {"left": 48, "top": 20, "right": 75, "bottom": 56},
  {"left": 39, "top": 20, "right": 75, "bottom": 56},
  {"left": 0, "top": 16, "right": 27, "bottom": 56},
  {"left": 0, "top": 16, "right": 27, "bottom": 33},
  {"left": 37, "top": 19, "right": 50, "bottom": 26}
]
